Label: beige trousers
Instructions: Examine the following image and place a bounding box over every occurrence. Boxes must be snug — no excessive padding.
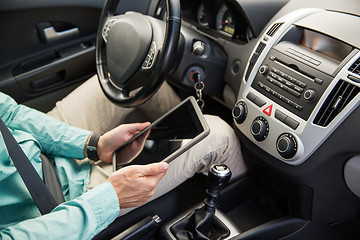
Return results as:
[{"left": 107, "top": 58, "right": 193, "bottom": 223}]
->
[{"left": 47, "top": 75, "right": 246, "bottom": 215}]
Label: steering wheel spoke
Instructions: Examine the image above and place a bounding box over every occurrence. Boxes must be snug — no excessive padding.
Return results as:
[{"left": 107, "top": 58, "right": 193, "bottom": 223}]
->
[{"left": 101, "top": 17, "right": 117, "bottom": 43}]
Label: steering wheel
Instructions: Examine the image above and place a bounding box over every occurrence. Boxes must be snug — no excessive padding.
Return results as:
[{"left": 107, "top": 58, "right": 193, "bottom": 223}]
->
[{"left": 96, "top": 0, "right": 181, "bottom": 107}]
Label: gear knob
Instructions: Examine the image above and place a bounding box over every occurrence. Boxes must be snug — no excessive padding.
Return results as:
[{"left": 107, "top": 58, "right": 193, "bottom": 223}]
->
[
  {"left": 208, "top": 164, "right": 232, "bottom": 193},
  {"left": 204, "top": 164, "right": 231, "bottom": 213}
]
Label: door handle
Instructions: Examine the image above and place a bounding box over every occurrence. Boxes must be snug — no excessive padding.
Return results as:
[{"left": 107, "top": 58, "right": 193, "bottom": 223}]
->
[{"left": 43, "top": 26, "right": 79, "bottom": 42}]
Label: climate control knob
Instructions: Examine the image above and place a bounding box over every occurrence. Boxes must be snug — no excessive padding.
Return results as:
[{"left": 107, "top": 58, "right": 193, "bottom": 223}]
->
[
  {"left": 250, "top": 117, "right": 269, "bottom": 141},
  {"left": 276, "top": 133, "right": 297, "bottom": 159},
  {"left": 232, "top": 101, "right": 247, "bottom": 124}
]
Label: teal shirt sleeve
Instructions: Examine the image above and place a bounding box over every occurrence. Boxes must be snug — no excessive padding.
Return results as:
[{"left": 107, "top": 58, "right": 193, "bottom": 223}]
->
[
  {"left": 0, "top": 92, "right": 91, "bottom": 159},
  {"left": 0, "top": 182, "right": 120, "bottom": 240}
]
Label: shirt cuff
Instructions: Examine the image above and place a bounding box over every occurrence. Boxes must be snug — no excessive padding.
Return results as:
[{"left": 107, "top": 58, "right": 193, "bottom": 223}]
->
[{"left": 83, "top": 182, "right": 120, "bottom": 234}]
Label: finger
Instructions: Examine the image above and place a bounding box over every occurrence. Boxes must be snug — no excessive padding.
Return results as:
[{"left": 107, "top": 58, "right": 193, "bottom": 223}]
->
[
  {"left": 137, "top": 127, "right": 151, "bottom": 142},
  {"left": 124, "top": 122, "right": 151, "bottom": 134},
  {"left": 139, "top": 162, "right": 169, "bottom": 176}
]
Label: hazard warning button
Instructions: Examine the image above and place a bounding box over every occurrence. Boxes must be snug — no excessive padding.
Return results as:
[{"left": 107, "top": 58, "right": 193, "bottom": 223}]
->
[{"left": 263, "top": 105, "right": 273, "bottom": 116}]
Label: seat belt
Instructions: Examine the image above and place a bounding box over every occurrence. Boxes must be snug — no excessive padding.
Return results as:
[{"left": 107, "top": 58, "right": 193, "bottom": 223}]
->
[
  {"left": 40, "top": 153, "right": 65, "bottom": 204},
  {"left": 0, "top": 117, "right": 59, "bottom": 215}
]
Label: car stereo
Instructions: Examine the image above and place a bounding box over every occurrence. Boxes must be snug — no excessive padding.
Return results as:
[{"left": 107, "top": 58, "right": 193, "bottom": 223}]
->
[{"left": 251, "top": 26, "right": 353, "bottom": 121}]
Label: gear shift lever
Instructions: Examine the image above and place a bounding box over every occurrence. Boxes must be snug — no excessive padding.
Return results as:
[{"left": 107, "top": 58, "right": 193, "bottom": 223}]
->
[
  {"left": 204, "top": 165, "right": 232, "bottom": 214},
  {"left": 170, "top": 164, "right": 232, "bottom": 239}
]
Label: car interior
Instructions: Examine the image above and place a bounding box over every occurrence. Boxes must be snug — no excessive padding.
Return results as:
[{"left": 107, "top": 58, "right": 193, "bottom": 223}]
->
[{"left": 1, "top": 0, "right": 360, "bottom": 239}]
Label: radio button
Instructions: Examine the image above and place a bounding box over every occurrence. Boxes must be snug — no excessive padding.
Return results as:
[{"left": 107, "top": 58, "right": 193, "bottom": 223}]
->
[
  {"left": 295, "top": 104, "right": 303, "bottom": 111},
  {"left": 277, "top": 76, "right": 286, "bottom": 83},
  {"left": 247, "top": 92, "right": 266, "bottom": 108},
  {"left": 275, "top": 110, "right": 287, "bottom": 122},
  {"left": 272, "top": 67, "right": 281, "bottom": 74},
  {"left": 269, "top": 72, "right": 276, "bottom": 77},
  {"left": 267, "top": 76, "right": 276, "bottom": 84},
  {"left": 275, "top": 110, "right": 299, "bottom": 130},
  {"left": 284, "top": 86, "right": 301, "bottom": 98},
  {"left": 314, "top": 78, "right": 323, "bottom": 85},
  {"left": 293, "top": 86, "right": 304, "bottom": 93},
  {"left": 254, "top": 98, "right": 266, "bottom": 107},
  {"left": 285, "top": 81, "right": 294, "bottom": 88},
  {"left": 273, "top": 91, "right": 282, "bottom": 99},
  {"left": 284, "top": 117, "right": 299, "bottom": 130},
  {"left": 274, "top": 80, "right": 284, "bottom": 89},
  {"left": 278, "top": 94, "right": 287, "bottom": 102},
  {"left": 296, "top": 80, "right": 307, "bottom": 88},
  {"left": 246, "top": 92, "right": 257, "bottom": 102},
  {"left": 286, "top": 75, "right": 296, "bottom": 84},
  {"left": 288, "top": 101, "right": 303, "bottom": 112}
]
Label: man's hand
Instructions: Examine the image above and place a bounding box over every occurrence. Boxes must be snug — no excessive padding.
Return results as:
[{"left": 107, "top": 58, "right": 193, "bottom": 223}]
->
[
  {"left": 107, "top": 162, "right": 168, "bottom": 208},
  {"left": 96, "top": 122, "right": 151, "bottom": 164}
]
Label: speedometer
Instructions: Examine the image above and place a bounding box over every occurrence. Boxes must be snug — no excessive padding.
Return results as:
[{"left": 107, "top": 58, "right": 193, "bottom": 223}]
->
[
  {"left": 197, "top": 3, "right": 209, "bottom": 27},
  {"left": 216, "top": 4, "right": 235, "bottom": 36}
]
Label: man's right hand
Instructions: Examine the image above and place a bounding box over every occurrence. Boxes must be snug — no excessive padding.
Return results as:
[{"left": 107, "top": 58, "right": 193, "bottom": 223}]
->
[{"left": 107, "top": 162, "right": 168, "bottom": 209}]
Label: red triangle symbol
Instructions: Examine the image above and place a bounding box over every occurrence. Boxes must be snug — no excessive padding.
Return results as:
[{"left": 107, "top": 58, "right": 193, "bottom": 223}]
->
[{"left": 263, "top": 105, "right": 273, "bottom": 116}]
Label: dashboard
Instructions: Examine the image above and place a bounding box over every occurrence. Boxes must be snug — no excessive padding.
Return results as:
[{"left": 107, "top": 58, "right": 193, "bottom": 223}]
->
[
  {"left": 147, "top": 0, "right": 360, "bottom": 233},
  {"left": 152, "top": 0, "right": 255, "bottom": 43}
]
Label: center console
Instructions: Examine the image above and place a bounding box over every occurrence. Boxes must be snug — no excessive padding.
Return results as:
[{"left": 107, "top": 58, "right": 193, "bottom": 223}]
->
[
  {"left": 234, "top": 8, "right": 360, "bottom": 165},
  {"left": 159, "top": 7, "right": 360, "bottom": 240}
]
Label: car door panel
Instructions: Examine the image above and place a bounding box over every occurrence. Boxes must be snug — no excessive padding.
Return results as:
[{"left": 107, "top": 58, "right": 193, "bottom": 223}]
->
[{"left": 0, "top": 0, "right": 150, "bottom": 110}]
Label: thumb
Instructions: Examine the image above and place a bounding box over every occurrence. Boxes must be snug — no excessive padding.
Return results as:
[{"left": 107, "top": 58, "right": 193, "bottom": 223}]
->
[{"left": 140, "top": 162, "right": 169, "bottom": 176}]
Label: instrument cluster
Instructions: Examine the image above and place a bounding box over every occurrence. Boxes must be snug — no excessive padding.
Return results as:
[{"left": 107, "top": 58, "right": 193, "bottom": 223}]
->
[
  {"left": 196, "top": 3, "right": 236, "bottom": 37},
  {"left": 190, "top": 1, "right": 251, "bottom": 41},
  {"left": 153, "top": 0, "right": 252, "bottom": 42}
]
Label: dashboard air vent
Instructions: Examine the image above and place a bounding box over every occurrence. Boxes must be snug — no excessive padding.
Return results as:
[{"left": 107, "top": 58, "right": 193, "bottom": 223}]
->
[
  {"left": 349, "top": 57, "right": 360, "bottom": 76},
  {"left": 245, "top": 42, "right": 266, "bottom": 81},
  {"left": 314, "top": 80, "right": 360, "bottom": 127},
  {"left": 266, "top": 22, "right": 284, "bottom": 37}
]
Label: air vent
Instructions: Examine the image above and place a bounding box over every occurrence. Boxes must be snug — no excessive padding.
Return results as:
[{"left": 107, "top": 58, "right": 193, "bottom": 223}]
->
[
  {"left": 349, "top": 57, "right": 360, "bottom": 76},
  {"left": 245, "top": 42, "right": 267, "bottom": 81},
  {"left": 266, "top": 22, "right": 284, "bottom": 37},
  {"left": 314, "top": 80, "right": 360, "bottom": 127},
  {"left": 256, "top": 42, "right": 266, "bottom": 54}
]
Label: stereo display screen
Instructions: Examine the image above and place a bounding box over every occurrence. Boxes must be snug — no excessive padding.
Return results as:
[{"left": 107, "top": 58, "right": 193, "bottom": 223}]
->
[{"left": 300, "top": 29, "right": 353, "bottom": 62}]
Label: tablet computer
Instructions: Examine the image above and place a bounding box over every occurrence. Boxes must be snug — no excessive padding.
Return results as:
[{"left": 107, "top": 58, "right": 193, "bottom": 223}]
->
[{"left": 112, "top": 96, "right": 210, "bottom": 171}]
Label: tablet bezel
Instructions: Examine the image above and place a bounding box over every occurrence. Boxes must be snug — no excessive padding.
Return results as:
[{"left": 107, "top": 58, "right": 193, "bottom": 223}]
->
[{"left": 112, "top": 96, "right": 210, "bottom": 171}]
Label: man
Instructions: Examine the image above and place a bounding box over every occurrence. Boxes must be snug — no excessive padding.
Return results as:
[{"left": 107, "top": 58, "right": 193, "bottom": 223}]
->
[
  {"left": 47, "top": 75, "right": 246, "bottom": 215},
  {"left": 0, "top": 91, "right": 168, "bottom": 239},
  {"left": 0, "top": 76, "right": 246, "bottom": 239}
]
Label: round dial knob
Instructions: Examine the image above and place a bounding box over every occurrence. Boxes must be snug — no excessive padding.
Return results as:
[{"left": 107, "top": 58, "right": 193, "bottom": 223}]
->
[
  {"left": 192, "top": 41, "right": 206, "bottom": 56},
  {"left": 232, "top": 101, "right": 247, "bottom": 124},
  {"left": 259, "top": 65, "right": 269, "bottom": 75},
  {"left": 276, "top": 133, "right": 297, "bottom": 159},
  {"left": 251, "top": 117, "right": 269, "bottom": 141},
  {"left": 304, "top": 89, "right": 317, "bottom": 102}
]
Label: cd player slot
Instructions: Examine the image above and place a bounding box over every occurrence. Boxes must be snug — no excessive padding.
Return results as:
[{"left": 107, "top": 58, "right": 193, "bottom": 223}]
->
[{"left": 273, "top": 58, "right": 316, "bottom": 83}]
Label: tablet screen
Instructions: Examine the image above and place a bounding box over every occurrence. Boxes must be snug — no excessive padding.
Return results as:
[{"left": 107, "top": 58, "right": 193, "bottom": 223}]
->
[{"left": 113, "top": 97, "right": 209, "bottom": 171}]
